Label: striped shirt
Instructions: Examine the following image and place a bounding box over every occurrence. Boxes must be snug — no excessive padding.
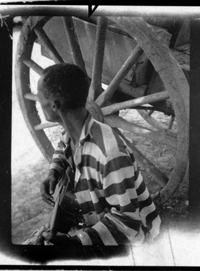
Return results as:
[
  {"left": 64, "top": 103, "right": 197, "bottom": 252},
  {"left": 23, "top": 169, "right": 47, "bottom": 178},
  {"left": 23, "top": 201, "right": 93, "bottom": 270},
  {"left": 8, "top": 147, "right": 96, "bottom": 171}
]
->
[{"left": 50, "top": 113, "right": 161, "bottom": 246}]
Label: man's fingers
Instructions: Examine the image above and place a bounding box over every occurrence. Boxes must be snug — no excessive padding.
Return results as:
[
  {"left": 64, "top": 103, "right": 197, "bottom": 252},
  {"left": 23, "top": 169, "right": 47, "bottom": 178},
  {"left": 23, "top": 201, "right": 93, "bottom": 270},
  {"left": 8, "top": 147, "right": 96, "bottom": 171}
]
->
[
  {"left": 49, "top": 179, "right": 57, "bottom": 195},
  {"left": 41, "top": 193, "right": 55, "bottom": 206},
  {"left": 42, "top": 231, "right": 58, "bottom": 243},
  {"left": 40, "top": 181, "right": 55, "bottom": 206},
  {"left": 42, "top": 233, "right": 68, "bottom": 245},
  {"left": 43, "top": 196, "right": 55, "bottom": 206},
  {"left": 42, "top": 231, "right": 53, "bottom": 240}
]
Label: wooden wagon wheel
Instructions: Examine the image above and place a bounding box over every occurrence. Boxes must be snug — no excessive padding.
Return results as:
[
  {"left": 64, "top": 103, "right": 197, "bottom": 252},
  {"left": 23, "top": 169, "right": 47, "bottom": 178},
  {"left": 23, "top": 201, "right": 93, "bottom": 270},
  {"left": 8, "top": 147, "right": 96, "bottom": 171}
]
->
[{"left": 15, "top": 14, "right": 189, "bottom": 205}]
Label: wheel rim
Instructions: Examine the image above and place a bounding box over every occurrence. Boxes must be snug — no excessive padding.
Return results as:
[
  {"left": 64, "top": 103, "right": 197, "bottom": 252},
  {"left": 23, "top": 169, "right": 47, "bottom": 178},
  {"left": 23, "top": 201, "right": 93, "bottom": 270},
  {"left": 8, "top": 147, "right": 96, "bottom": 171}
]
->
[{"left": 15, "top": 14, "right": 189, "bottom": 205}]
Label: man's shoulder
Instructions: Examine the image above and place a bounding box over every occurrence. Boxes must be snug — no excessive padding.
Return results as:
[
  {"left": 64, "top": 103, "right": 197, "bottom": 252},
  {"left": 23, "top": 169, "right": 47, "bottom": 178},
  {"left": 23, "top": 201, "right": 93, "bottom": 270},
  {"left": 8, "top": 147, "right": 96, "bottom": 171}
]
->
[{"left": 90, "top": 120, "right": 128, "bottom": 157}]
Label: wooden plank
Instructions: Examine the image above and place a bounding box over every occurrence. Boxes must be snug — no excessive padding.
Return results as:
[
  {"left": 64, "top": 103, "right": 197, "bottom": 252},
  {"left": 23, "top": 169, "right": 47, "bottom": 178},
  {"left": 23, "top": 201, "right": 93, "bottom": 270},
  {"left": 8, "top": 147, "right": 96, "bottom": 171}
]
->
[
  {"left": 174, "top": 18, "right": 190, "bottom": 47},
  {"left": 106, "top": 252, "right": 135, "bottom": 266},
  {"left": 168, "top": 226, "right": 200, "bottom": 266},
  {"left": 55, "top": 250, "right": 135, "bottom": 266},
  {"left": 132, "top": 229, "right": 175, "bottom": 266}
]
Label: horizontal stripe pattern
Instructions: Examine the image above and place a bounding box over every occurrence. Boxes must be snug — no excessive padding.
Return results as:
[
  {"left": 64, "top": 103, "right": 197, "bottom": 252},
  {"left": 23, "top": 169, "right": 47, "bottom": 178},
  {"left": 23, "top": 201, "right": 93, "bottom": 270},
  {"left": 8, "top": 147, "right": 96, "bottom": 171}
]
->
[
  {"left": 83, "top": 227, "right": 105, "bottom": 246},
  {"left": 78, "top": 177, "right": 103, "bottom": 191},
  {"left": 103, "top": 155, "right": 137, "bottom": 178},
  {"left": 81, "top": 152, "right": 105, "bottom": 172},
  {"left": 101, "top": 216, "right": 130, "bottom": 245},
  {"left": 82, "top": 141, "right": 106, "bottom": 161},
  {"left": 92, "top": 221, "right": 118, "bottom": 246},
  {"left": 80, "top": 167, "right": 103, "bottom": 185},
  {"left": 105, "top": 212, "right": 144, "bottom": 245},
  {"left": 50, "top": 114, "right": 161, "bottom": 245},
  {"left": 104, "top": 178, "right": 136, "bottom": 198},
  {"left": 77, "top": 230, "right": 92, "bottom": 245},
  {"left": 83, "top": 211, "right": 99, "bottom": 226},
  {"left": 103, "top": 166, "right": 136, "bottom": 190}
]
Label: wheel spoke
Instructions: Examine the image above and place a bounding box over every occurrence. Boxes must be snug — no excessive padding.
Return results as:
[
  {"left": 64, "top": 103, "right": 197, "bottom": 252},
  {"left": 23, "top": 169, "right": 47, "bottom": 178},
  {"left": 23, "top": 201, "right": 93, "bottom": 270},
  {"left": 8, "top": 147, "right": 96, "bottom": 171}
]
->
[
  {"left": 104, "top": 114, "right": 177, "bottom": 149},
  {"left": 23, "top": 59, "right": 43, "bottom": 75},
  {"left": 95, "top": 44, "right": 143, "bottom": 107},
  {"left": 167, "top": 115, "right": 175, "bottom": 130},
  {"left": 88, "top": 17, "right": 108, "bottom": 100},
  {"left": 180, "top": 63, "right": 190, "bottom": 72},
  {"left": 34, "top": 122, "right": 59, "bottom": 130},
  {"left": 27, "top": 111, "right": 54, "bottom": 162},
  {"left": 137, "top": 110, "right": 177, "bottom": 136},
  {"left": 105, "top": 114, "right": 154, "bottom": 132},
  {"left": 147, "top": 130, "right": 177, "bottom": 148},
  {"left": 34, "top": 26, "right": 64, "bottom": 64},
  {"left": 101, "top": 90, "right": 170, "bottom": 116},
  {"left": 130, "top": 106, "right": 155, "bottom": 110},
  {"left": 147, "top": 109, "right": 154, "bottom": 116},
  {"left": 137, "top": 109, "right": 167, "bottom": 131},
  {"left": 24, "top": 93, "right": 39, "bottom": 102},
  {"left": 115, "top": 128, "right": 168, "bottom": 187},
  {"left": 62, "top": 17, "right": 87, "bottom": 74},
  {"left": 86, "top": 98, "right": 104, "bottom": 122}
]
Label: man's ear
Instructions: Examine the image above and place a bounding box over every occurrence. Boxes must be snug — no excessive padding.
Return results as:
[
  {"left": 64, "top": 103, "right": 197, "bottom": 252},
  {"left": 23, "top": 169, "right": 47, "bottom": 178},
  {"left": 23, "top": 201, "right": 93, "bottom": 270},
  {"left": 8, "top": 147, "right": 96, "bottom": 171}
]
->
[{"left": 52, "top": 100, "right": 61, "bottom": 112}]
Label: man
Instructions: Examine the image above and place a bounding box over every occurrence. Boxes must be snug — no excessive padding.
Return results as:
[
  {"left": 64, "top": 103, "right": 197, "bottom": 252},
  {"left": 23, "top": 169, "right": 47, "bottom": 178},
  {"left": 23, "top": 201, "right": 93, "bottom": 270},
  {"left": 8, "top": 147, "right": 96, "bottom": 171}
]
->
[{"left": 38, "top": 63, "right": 161, "bottom": 246}]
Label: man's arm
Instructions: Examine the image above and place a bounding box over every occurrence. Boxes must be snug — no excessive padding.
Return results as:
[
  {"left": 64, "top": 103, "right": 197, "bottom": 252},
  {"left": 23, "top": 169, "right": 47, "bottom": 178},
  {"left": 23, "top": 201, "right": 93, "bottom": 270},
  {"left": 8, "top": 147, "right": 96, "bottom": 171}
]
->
[
  {"left": 49, "top": 140, "right": 69, "bottom": 177},
  {"left": 40, "top": 139, "right": 69, "bottom": 206},
  {"left": 42, "top": 150, "right": 160, "bottom": 245},
  {"left": 75, "top": 152, "right": 160, "bottom": 246}
]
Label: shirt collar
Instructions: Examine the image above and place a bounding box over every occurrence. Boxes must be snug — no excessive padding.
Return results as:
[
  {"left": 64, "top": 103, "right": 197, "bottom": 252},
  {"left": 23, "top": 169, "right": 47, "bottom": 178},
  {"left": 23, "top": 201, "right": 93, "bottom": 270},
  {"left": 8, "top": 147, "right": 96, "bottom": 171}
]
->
[
  {"left": 62, "top": 112, "right": 94, "bottom": 147},
  {"left": 79, "top": 112, "right": 94, "bottom": 145}
]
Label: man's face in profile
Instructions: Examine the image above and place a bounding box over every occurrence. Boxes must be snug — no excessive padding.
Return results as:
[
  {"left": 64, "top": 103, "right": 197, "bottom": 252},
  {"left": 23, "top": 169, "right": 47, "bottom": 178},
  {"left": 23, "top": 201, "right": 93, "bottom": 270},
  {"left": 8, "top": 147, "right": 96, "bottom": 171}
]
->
[{"left": 37, "top": 75, "right": 60, "bottom": 123}]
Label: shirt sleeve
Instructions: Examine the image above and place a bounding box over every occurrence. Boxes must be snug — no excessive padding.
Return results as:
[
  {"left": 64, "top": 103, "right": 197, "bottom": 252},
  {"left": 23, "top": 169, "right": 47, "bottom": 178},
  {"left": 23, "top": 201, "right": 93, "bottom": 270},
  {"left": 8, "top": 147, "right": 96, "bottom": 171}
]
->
[
  {"left": 49, "top": 139, "right": 69, "bottom": 178},
  {"left": 75, "top": 152, "right": 160, "bottom": 246}
]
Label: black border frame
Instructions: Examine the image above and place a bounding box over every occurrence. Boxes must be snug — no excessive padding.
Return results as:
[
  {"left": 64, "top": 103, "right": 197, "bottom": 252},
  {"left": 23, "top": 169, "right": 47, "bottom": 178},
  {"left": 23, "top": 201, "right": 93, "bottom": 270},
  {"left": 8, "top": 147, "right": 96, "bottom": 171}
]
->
[{"left": 0, "top": 3, "right": 200, "bottom": 267}]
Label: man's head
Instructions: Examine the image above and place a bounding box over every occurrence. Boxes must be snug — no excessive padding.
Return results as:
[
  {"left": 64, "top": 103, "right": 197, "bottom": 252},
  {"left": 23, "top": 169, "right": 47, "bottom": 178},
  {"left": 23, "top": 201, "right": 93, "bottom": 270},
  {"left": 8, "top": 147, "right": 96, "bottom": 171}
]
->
[{"left": 37, "top": 63, "right": 89, "bottom": 122}]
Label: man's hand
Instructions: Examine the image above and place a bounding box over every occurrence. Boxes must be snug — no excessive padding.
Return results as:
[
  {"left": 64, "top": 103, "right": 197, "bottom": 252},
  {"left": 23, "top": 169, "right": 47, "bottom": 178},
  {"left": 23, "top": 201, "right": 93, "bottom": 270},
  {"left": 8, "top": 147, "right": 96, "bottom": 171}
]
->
[
  {"left": 42, "top": 231, "right": 82, "bottom": 246},
  {"left": 40, "top": 171, "right": 58, "bottom": 206}
]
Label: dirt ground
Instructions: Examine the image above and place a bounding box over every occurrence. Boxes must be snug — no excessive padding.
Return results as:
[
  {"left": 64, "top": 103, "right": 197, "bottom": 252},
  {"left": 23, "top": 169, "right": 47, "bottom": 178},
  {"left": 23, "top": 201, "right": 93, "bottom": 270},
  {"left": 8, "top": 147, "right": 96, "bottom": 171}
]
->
[{"left": 11, "top": 24, "right": 189, "bottom": 245}]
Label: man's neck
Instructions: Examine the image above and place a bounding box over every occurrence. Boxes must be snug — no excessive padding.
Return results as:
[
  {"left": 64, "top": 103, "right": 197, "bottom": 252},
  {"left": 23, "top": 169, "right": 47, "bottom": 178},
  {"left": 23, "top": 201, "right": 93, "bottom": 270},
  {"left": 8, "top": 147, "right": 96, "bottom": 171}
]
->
[{"left": 60, "top": 108, "right": 88, "bottom": 150}]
